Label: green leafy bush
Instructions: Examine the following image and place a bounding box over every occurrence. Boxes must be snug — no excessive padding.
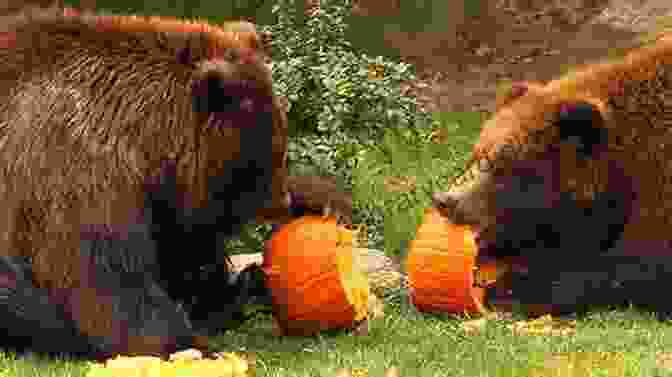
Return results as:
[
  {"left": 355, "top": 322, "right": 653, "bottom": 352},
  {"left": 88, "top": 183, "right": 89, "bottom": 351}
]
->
[
  {"left": 259, "top": 0, "right": 438, "bottom": 249},
  {"left": 260, "top": 0, "right": 435, "bottom": 178},
  {"left": 68, "top": 0, "right": 446, "bottom": 254},
  {"left": 354, "top": 111, "right": 484, "bottom": 257}
]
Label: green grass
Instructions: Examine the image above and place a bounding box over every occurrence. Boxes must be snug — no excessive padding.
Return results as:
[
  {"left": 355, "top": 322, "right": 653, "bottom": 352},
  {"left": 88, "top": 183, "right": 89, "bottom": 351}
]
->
[
  {"left": 210, "top": 306, "right": 672, "bottom": 377},
  {"left": 3, "top": 109, "right": 671, "bottom": 376},
  {"left": 5, "top": 304, "right": 672, "bottom": 376},
  {"left": 11, "top": 2, "right": 672, "bottom": 376},
  {"left": 353, "top": 111, "right": 484, "bottom": 257}
]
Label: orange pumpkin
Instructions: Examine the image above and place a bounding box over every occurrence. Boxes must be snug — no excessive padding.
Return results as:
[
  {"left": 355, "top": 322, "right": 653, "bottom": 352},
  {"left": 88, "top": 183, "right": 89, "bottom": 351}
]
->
[
  {"left": 262, "top": 215, "right": 370, "bottom": 336},
  {"left": 407, "top": 207, "right": 507, "bottom": 315}
]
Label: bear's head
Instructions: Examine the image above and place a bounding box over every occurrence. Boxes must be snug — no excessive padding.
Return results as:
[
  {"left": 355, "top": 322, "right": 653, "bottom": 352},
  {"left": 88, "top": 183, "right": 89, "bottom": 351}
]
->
[{"left": 432, "top": 81, "right": 637, "bottom": 270}]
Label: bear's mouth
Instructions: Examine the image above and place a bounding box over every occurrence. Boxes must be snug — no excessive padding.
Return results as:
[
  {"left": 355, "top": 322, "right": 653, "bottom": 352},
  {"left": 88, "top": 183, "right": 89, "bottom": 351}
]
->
[
  {"left": 473, "top": 225, "right": 531, "bottom": 275},
  {"left": 472, "top": 224, "right": 534, "bottom": 308}
]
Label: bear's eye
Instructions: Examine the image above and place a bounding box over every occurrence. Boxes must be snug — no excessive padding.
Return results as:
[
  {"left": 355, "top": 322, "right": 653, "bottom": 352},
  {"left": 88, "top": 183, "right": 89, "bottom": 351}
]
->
[
  {"left": 535, "top": 223, "right": 562, "bottom": 248},
  {"left": 517, "top": 174, "right": 545, "bottom": 192},
  {"left": 493, "top": 174, "right": 548, "bottom": 211}
]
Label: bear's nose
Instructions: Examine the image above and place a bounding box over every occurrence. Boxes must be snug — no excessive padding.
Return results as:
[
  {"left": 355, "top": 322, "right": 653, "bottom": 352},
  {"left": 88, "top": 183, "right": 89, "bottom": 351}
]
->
[{"left": 432, "top": 192, "right": 458, "bottom": 211}]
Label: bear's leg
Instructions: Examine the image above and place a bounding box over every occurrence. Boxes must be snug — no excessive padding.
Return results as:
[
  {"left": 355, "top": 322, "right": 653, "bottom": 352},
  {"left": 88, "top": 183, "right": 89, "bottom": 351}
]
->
[
  {"left": 511, "top": 253, "right": 672, "bottom": 318},
  {"left": 149, "top": 221, "right": 271, "bottom": 335},
  {"left": 54, "top": 260, "right": 204, "bottom": 359},
  {"left": 142, "top": 164, "right": 267, "bottom": 335},
  {"left": 0, "top": 255, "right": 101, "bottom": 359},
  {"left": 33, "top": 225, "right": 212, "bottom": 359},
  {"left": 186, "top": 262, "right": 272, "bottom": 334}
]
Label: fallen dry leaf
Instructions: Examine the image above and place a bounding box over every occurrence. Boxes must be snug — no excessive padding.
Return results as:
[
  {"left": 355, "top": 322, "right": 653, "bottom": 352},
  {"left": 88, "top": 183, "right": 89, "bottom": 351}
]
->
[
  {"left": 656, "top": 352, "right": 672, "bottom": 371},
  {"left": 385, "top": 366, "right": 400, "bottom": 377},
  {"left": 459, "top": 311, "right": 508, "bottom": 334},
  {"left": 335, "top": 368, "right": 369, "bottom": 377},
  {"left": 335, "top": 369, "right": 353, "bottom": 377},
  {"left": 383, "top": 176, "right": 416, "bottom": 193},
  {"left": 368, "top": 294, "right": 385, "bottom": 320},
  {"left": 271, "top": 317, "right": 284, "bottom": 337},
  {"left": 461, "top": 317, "right": 488, "bottom": 333}
]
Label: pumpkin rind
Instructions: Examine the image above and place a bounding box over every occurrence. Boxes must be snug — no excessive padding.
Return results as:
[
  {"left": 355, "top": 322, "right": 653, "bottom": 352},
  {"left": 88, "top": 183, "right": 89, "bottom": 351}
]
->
[
  {"left": 263, "top": 216, "right": 370, "bottom": 336},
  {"left": 407, "top": 207, "right": 486, "bottom": 314}
]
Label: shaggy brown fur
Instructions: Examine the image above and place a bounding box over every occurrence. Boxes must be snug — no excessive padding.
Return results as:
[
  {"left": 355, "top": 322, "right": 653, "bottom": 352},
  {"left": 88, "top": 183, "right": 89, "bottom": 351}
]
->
[
  {"left": 474, "top": 39, "right": 672, "bottom": 244},
  {"left": 0, "top": 7, "right": 351, "bottom": 359},
  {"left": 433, "top": 38, "right": 672, "bottom": 317},
  {"left": 0, "top": 0, "right": 62, "bottom": 15}
]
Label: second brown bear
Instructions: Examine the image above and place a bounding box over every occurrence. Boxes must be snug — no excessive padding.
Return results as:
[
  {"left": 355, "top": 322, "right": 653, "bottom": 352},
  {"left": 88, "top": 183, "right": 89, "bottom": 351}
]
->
[{"left": 433, "top": 37, "right": 672, "bottom": 317}]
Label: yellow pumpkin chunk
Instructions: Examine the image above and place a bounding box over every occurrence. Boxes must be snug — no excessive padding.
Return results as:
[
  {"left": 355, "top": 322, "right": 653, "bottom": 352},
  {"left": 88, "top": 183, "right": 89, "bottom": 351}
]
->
[{"left": 85, "top": 352, "right": 251, "bottom": 377}]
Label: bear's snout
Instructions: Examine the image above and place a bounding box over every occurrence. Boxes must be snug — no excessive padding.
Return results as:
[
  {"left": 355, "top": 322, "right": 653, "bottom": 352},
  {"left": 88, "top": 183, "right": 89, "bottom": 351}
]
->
[
  {"left": 431, "top": 164, "right": 496, "bottom": 228},
  {"left": 432, "top": 191, "right": 458, "bottom": 213}
]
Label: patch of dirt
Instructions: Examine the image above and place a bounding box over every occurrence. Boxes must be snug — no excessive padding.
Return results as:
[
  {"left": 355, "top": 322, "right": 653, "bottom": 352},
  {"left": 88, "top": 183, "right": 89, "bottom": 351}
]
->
[{"left": 353, "top": 0, "right": 672, "bottom": 114}]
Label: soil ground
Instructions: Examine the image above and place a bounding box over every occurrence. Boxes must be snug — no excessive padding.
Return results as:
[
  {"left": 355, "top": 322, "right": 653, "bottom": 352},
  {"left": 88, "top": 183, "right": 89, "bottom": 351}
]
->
[{"left": 351, "top": 0, "right": 672, "bottom": 114}]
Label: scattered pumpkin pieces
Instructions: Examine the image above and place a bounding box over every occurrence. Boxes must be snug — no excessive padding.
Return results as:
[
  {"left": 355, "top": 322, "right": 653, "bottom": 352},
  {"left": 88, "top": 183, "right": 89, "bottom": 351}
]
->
[
  {"left": 356, "top": 248, "right": 405, "bottom": 298},
  {"left": 657, "top": 352, "right": 672, "bottom": 371},
  {"left": 460, "top": 313, "right": 576, "bottom": 337},
  {"left": 368, "top": 269, "right": 403, "bottom": 295},
  {"left": 263, "top": 215, "right": 372, "bottom": 336},
  {"left": 507, "top": 315, "right": 576, "bottom": 336},
  {"left": 85, "top": 350, "right": 251, "bottom": 377},
  {"left": 473, "top": 259, "right": 510, "bottom": 287},
  {"left": 461, "top": 317, "right": 489, "bottom": 333},
  {"left": 334, "top": 367, "right": 399, "bottom": 377},
  {"left": 531, "top": 351, "right": 628, "bottom": 377},
  {"left": 460, "top": 312, "right": 510, "bottom": 333},
  {"left": 368, "top": 293, "right": 385, "bottom": 320},
  {"left": 336, "top": 367, "right": 369, "bottom": 377},
  {"left": 169, "top": 348, "right": 203, "bottom": 362}
]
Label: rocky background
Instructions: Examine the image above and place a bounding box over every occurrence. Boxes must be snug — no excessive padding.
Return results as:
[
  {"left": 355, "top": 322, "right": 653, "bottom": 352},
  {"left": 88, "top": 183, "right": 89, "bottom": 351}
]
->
[{"left": 351, "top": 0, "right": 672, "bottom": 114}]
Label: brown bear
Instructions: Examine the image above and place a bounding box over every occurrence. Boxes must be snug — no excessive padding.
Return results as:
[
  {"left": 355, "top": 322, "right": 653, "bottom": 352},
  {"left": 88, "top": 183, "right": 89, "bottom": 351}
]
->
[
  {"left": 0, "top": 0, "right": 62, "bottom": 15},
  {"left": 0, "top": 7, "right": 352, "bottom": 359},
  {"left": 432, "top": 37, "right": 672, "bottom": 318}
]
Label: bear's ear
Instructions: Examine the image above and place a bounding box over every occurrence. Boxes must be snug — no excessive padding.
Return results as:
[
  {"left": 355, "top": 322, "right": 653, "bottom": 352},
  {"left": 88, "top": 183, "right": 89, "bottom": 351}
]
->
[
  {"left": 554, "top": 101, "right": 609, "bottom": 160},
  {"left": 495, "top": 81, "right": 545, "bottom": 110}
]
